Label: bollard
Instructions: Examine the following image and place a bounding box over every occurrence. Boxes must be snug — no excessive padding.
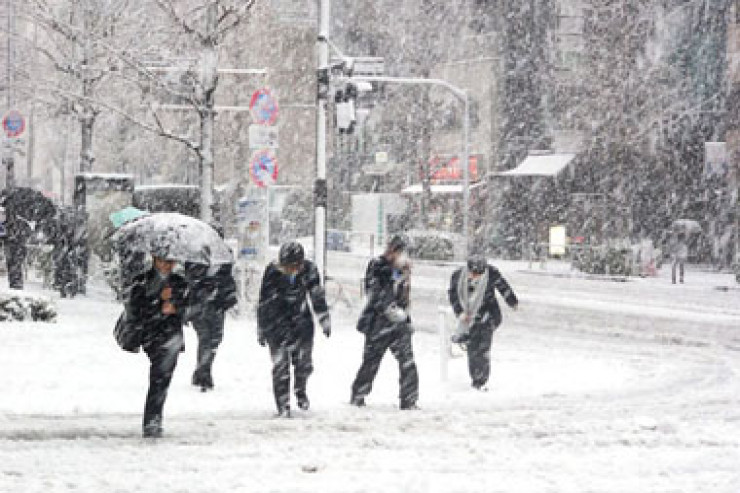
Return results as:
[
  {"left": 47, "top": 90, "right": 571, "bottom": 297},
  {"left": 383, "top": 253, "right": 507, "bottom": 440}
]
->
[{"left": 439, "top": 306, "right": 449, "bottom": 382}]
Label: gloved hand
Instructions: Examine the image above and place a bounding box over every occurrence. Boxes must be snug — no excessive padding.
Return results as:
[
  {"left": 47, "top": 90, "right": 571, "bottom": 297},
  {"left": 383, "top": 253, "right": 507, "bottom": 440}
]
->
[
  {"left": 258, "top": 333, "right": 267, "bottom": 347},
  {"left": 385, "top": 304, "right": 408, "bottom": 324},
  {"left": 319, "top": 313, "right": 331, "bottom": 338}
]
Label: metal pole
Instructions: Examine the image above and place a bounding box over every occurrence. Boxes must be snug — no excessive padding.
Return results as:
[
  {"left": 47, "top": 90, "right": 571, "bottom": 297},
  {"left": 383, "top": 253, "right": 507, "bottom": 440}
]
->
[
  {"left": 4, "top": 0, "right": 13, "bottom": 188},
  {"left": 462, "top": 92, "right": 470, "bottom": 259},
  {"left": 314, "top": 0, "right": 330, "bottom": 281}
]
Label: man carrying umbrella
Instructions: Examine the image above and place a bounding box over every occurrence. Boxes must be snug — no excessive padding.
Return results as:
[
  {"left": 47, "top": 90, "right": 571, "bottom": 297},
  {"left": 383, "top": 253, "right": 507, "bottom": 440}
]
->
[
  {"left": 448, "top": 256, "right": 518, "bottom": 391},
  {"left": 113, "top": 212, "right": 234, "bottom": 435},
  {"left": 257, "top": 241, "right": 331, "bottom": 417}
]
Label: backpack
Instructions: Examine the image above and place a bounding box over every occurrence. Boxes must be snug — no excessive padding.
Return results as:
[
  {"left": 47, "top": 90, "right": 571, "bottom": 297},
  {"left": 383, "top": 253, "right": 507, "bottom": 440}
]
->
[
  {"left": 113, "top": 310, "right": 142, "bottom": 353},
  {"left": 357, "top": 259, "right": 378, "bottom": 334}
]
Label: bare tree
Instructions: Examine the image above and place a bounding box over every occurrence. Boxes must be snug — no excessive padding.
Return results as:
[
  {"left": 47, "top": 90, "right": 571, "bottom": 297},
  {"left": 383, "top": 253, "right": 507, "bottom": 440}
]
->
[
  {"left": 26, "top": 0, "right": 143, "bottom": 174},
  {"left": 134, "top": 0, "right": 256, "bottom": 222}
]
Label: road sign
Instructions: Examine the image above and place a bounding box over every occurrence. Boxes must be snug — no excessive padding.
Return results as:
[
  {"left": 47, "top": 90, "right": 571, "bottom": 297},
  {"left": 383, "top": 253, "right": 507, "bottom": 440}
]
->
[
  {"left": 3, "top": 110, "right": 25, "bottom": 138},
  {"left": 250, "top": 89, "right": 279, "bottom": 125},
  {"left": 375, "top": 151, "right": 388, "bottom": 165},
  {"left": 249, "top": 150, "right": 278, "bottom": 188},
  {"left": 248, "top": 124, "right": 279, "bottom": 149}
]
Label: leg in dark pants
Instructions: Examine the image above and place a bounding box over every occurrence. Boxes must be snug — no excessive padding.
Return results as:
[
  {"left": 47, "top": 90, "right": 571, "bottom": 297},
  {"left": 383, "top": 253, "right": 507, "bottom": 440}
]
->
[
  {"left": 292, "top": 337, "right": 314, "bottom": 406},
  {"left": 467, "top": 323, "right": 494, "bottom": 388},
  {"left": 351, "top": 331, "right": 391, "bottom": 402},
  {"left": 388, "top": 328, "right": 419, "bottom": 407},
  {"left": 268, "top": 340, "right": 292, "bottom": 413},
  {"left": 192, "top": 309, "right": 225, "bottom": 389},
  {"left": 5, "top": 242, "right": 26, "bottom": 290},
  {"left": 143, "top": 332, "right": 183, "bottom": 435}
]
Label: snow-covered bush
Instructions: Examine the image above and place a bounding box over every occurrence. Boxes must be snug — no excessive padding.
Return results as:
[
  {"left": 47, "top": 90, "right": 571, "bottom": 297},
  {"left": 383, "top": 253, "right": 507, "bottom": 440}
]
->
[
  {"left": 0, "top": 291, "right": 57, "bottom": 322},
  {"left": 572, "top": 246, "right": 634, "bottom": 277}
]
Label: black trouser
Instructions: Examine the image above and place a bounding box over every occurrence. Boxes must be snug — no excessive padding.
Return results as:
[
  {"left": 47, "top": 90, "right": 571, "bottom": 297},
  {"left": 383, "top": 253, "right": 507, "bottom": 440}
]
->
[
  {"left": 5, "top": 242, "right": 25, "bottom": 290},
  {"left": 672, "top": 258, "right": 685, "bottom": 283},
  {"left": 143, "top": 331, "right": 183, "bottom": 429},
  {"left": 467, "top": 323, "right": 495, "bottom": 388},
  {"left": 351, "top": 325, "right": 419, "bottom": 407},
  {"left": 192, "top": 308, "right": 225, "bottom": 383},
  {"left": 268, "top": 336, "right": 314, "bottom": 412}
]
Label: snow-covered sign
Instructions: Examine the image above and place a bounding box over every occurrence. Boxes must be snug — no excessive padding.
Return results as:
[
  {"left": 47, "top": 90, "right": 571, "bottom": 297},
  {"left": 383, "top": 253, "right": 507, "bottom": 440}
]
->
[
  {"left": 249, "top": 150, "right": 278, "bottom": 188},
  {"left": 236, "top": 196, "right": 266, "bottom": 260},
  {"left": 250, "top": 89, "right": 279, "bottom": 125},
  {"left": 248, "top": 125, "right": 279, "bottom": 149},
  {"left": 704, "top": 142, "right": 728, "bottom": 177},
  {"left": 2, "top": 110, "right": 25, "bottom": 138}
]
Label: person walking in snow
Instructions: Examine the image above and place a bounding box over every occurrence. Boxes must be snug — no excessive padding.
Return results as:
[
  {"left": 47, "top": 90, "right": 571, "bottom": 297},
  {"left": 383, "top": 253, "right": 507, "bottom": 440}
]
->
[
  {"left": 350, "top": 235, "right": 419, "bottom": 410},
  {"left": 257, "top": 241, "right": 331, "bottom": 417},
  {"left": 448, "top": 256, "right": 518, "bottom": 391},
  {"left": 126, "top": 253, "right": 190, "bottom": 438},
  {"left": 670, "top": 232, "right": 688, "bottom": 284},
  {"left": 185, "top": 262, "right": 237, "bottom": 392}
]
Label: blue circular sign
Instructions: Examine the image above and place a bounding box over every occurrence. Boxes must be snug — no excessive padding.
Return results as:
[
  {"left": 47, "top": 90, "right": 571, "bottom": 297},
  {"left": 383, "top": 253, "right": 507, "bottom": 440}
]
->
[
  {"left": 3, "top": 110, "right": 25, "bottom": 137},
  {"left": 249, "top": 150, "right": 278, "bottom": 188},
  {"left": 250, "top": 89, "right": 279, "bottom": 125}
]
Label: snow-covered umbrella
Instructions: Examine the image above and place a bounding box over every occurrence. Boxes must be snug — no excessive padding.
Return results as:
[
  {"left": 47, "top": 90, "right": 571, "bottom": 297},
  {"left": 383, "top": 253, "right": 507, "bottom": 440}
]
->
[
  {"left": 111, "top": 212, "right": 233, "bottom": 265},
  {"left": 109, "top": 206, "right": 148, "bottom": 229},
  {"left": 672, "top": 219, "right": 702, "bottom": 235}
]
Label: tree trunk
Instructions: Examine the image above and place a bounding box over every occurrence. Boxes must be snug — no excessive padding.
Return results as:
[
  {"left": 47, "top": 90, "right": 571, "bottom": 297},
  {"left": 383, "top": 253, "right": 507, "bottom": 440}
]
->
[
  {"left": 79, "top": 109, "right": 95, "bottom": 173},
  {"left": 198, "top": 3, "right": 219, "bottom": 223}
]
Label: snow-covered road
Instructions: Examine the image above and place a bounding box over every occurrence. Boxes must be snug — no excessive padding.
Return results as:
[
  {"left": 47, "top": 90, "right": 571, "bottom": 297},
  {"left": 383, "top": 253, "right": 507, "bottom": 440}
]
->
[{"left": 0, "top": 260, "right": 738, "bottom": 492}]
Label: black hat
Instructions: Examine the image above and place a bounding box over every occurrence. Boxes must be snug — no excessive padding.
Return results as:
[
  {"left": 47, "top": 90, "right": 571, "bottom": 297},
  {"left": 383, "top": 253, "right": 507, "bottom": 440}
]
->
[
  {"left": 387, "top": 234, "right": 408, "bottom": 253},
  {"left": 467, "top": 256, "right": 487, "bottom": 274},
  {"left": 279, "top": 241, "right": 305, "bottom": 266}
]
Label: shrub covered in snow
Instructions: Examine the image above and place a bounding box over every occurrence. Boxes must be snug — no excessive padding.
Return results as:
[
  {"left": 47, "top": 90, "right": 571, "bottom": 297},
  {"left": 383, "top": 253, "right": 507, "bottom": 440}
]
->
[{"left": 0, "top": 291, "right": 57, "bottom": 322}]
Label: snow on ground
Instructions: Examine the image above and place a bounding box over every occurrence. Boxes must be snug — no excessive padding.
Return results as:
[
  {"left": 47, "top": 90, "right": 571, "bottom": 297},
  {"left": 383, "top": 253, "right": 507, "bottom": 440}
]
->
[{"left": 0, "top": 258, "right": 739, "bottom": 492}]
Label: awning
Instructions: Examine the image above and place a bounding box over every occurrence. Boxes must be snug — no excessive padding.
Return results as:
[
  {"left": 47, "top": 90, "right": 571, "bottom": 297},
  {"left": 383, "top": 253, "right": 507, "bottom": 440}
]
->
[
  {"left": 401, "top": 182, "right": 485, "bottom": 195},
  {"left": 496, "top": 153, "right": 576, "bottom": 177}
]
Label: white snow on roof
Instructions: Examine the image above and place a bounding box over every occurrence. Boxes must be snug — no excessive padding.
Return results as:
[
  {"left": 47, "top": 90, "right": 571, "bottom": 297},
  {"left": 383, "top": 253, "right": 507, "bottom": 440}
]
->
[
  {"left": 78, "top": 173, "right": 134, "bottom": 180},
  {"left": 497, "top": 153, "right": 576, "bottom": 177},
  {"left": 401, "top": 182, "right": 485, "bottom": 194}
]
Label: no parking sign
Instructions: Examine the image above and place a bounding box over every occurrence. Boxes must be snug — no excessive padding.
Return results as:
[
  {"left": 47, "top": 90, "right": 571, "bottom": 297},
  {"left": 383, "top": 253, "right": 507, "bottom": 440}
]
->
[
  {"left": 249, "top": 150, "right": 278, "bottom": 188},
  {"left": 249, "top": 89, "right": 279, "bottom": 125},
  {"left": 2, "top": 110, "right": 25, "bottom": 138}
]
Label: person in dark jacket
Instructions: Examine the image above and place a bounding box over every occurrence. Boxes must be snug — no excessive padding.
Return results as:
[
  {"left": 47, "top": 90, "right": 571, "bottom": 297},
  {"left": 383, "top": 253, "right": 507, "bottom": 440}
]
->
[
  {"left": 448, "top": 256, "right": 518, "bottom": 391},
  {"left": 52, "top": 207, "right": 77, "bottom": 298},
  {"left": 350, "top": 235, "right": 419, "bottom": 410},
  {"left": 186, "top": 262, "right": 238, "bottom": 391},
  {"left": 257, "top": 242, "right": 331, "bottom": 417},
  {"left": 126, "top": 254, "right": 190, "bottom": 438}
]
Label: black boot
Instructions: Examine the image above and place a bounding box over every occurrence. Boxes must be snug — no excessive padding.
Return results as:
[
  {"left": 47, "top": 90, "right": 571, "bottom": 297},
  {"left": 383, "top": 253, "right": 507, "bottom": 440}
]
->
[
  {"left": 142, "top": 416, "right": 163, "bottom": 438},
  {"left": 296, "top": 391, "right": 310, "bottom": 411}
]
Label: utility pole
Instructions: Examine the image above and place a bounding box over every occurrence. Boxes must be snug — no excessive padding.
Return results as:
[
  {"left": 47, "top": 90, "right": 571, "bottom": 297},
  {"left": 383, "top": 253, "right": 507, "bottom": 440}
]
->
[
  {"left": 315, "top": 0, "right": 330, "bottom": 281},
  {"left": 3, "top": 0, "right": 13, "bottom": 188}
]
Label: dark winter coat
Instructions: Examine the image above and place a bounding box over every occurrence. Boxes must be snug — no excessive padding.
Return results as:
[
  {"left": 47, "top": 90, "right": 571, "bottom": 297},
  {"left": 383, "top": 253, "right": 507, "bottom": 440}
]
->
[
  {"left": 448, "top": 265, "right": 518, "bottom": 329},
  {"left": 186, "top": 263, "right": 238, "bottom": 316},
  {"left": 257, "top": 260, "right": 328, "bottom": 344},
  {"left": 126, "top": 269, "right": 189, "bottom": 350},
  {"left": 357, "top": 255, "right": 410, "bottom": 335}
]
